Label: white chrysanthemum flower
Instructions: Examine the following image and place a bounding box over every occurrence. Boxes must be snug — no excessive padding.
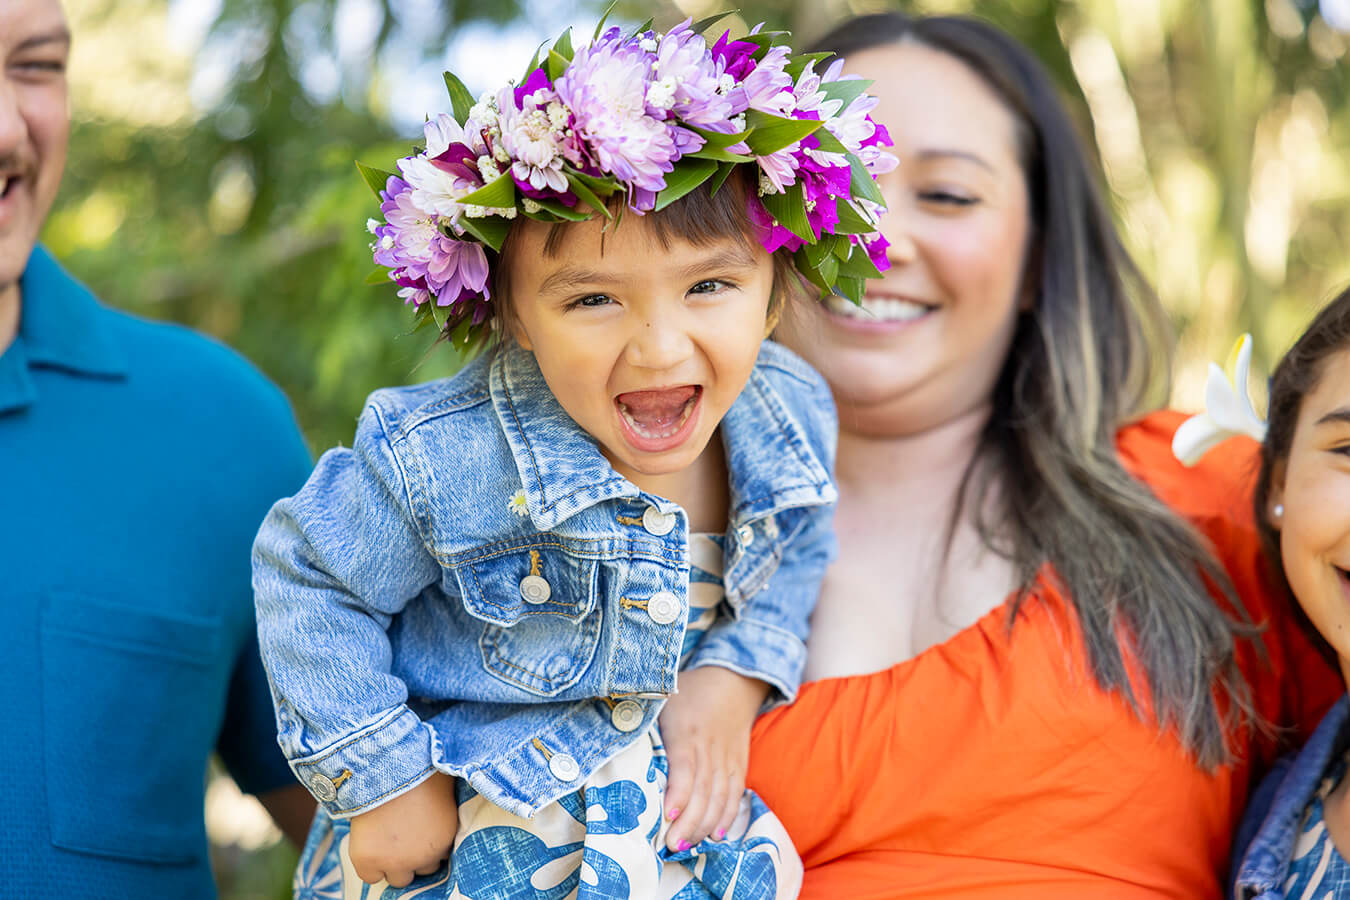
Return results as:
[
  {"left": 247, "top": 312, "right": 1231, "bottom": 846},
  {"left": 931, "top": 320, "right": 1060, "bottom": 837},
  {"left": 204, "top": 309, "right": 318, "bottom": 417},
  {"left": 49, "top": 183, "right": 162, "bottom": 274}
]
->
[
  {"left": 476, "top": 156, "right": 503, "bottom": 182},
  {"left": 1173, "top": 335, "right": 1268, "bottom": 466},
  {"left": 646, "top": 76, "right": 679, "bottom": 111},
  {"left": 397, "top": 154, "right": 469, "bottom": 220},
  {"left": 507, "top": 489, "right": 530, "bottom": 517}
]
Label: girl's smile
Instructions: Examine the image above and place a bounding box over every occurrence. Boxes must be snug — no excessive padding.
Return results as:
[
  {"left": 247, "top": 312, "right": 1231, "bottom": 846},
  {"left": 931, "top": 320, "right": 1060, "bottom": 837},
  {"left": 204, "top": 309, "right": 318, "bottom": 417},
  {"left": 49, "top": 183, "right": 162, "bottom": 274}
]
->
[{"left": 615, "top": 385, "right": 702, "bottom": 452}]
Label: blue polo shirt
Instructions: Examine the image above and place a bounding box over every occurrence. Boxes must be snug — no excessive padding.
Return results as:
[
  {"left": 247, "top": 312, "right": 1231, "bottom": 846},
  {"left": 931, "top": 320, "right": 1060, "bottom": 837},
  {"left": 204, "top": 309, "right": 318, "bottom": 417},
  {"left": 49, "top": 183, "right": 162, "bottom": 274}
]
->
[{"left": 0, "top": 247, "right": 311, "bottom": 896}]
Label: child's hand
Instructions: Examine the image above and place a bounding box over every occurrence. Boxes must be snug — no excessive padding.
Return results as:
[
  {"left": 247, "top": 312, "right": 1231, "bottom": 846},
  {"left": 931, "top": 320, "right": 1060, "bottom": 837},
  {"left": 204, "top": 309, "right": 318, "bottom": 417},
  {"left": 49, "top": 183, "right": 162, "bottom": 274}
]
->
[
  {"left": 658, "top": 667, "right": 771, "bottom": 852},
  {"left": 347, "top": 771, "right": 457, "bottom": 887}
]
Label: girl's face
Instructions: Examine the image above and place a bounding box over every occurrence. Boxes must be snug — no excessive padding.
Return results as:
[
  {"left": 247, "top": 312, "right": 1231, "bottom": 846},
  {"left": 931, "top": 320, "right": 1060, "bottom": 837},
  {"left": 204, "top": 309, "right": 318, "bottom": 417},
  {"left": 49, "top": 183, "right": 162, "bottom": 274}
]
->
[
  {"left": 775, "top": 41, "right": 1031, "bottom": 436},
  {"left": 506, "top": 213, "right": 774, "bottom": 492},
  {"left": 1270, "top": 346, "right": 1350, "bottom": 679}
]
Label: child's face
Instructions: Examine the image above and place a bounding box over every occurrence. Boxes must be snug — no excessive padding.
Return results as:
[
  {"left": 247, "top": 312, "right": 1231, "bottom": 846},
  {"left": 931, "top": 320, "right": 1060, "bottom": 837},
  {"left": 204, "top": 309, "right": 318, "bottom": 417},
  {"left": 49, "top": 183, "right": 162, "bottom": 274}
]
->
[
  {"left": 506, "top": 214, "right": 774, "bottom": 491},
  {"left": 1270, "top": 346, "right": 1350, "bottom": 678}
]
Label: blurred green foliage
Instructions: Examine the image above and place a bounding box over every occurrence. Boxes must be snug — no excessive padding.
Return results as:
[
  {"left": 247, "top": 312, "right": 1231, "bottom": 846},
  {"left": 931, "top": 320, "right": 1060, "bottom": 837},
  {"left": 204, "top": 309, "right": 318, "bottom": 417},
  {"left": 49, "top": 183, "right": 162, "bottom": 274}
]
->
[{"left": 40, "top": 0, "right": 1350, "bottom": 895}]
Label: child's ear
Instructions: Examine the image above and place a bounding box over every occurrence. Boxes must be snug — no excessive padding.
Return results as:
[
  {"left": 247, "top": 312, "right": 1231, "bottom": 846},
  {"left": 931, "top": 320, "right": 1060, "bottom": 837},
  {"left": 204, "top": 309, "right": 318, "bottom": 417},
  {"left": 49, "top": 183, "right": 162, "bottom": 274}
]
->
[{"left": 1266, "top": 458, "right": 1288, "bottom": 531}]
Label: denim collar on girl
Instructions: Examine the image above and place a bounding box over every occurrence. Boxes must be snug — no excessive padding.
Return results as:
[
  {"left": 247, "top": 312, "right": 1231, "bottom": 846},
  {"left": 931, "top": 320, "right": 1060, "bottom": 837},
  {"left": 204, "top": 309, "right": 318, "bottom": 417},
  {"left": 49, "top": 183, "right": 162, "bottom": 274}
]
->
[{"left": 490, "top": 340, "right": 834, "bottom": 532}]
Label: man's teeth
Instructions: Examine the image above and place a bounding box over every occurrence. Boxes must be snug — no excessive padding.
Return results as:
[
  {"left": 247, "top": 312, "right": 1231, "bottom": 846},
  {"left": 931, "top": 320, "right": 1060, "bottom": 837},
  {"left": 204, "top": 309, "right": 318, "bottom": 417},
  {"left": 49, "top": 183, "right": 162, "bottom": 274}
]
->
[
  {"left": 0, "top": 177, "right": 11, "bottom": 196},
  {"left": 827, "top": 295, "right": 930, "bottom": 322}
]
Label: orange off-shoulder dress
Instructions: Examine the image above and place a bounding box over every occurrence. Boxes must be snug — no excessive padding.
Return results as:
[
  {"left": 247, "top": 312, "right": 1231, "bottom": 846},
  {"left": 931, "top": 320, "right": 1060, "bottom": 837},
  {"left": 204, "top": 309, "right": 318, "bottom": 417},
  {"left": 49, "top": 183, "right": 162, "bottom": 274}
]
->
[{"left": 747, "top": 411, "right": 1341, "bottom": 900}]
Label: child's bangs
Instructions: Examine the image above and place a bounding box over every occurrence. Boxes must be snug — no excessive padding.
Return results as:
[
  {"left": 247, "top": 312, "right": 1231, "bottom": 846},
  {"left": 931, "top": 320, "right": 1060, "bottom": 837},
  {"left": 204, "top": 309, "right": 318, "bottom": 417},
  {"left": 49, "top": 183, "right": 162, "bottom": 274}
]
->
[{"left": 539, "top": 167, "right": 759, "bottom": 258}]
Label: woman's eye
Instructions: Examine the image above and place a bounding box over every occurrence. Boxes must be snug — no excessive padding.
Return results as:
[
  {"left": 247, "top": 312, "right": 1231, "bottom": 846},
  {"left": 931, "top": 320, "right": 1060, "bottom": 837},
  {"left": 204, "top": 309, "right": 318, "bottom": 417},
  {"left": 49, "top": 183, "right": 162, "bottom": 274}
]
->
[
  {"left": 14, "top": 60, "right": 65, "bottom": 76},
  {"left": 918, "top": 190, "right": 979, "bottom": 207}
]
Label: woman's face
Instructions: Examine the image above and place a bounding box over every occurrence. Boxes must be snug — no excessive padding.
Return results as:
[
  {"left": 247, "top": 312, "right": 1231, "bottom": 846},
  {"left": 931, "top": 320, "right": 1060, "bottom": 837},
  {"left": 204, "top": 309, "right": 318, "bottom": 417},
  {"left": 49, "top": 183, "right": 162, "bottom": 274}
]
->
[
  {"left": 776, "top": 41, "right": 1032, "bottom": 436},
  {"left": 1270, "top": 347, "right": 1350, "bottom": 682}
]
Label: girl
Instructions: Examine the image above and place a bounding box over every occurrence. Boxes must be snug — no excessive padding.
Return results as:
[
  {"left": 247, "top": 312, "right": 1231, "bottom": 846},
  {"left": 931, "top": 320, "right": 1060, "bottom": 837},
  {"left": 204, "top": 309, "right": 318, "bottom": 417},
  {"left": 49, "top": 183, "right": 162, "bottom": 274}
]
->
[
  {"left": 1225, "top": 287, "right": 1350, "bottom": 898},
  {"left": 253, "top": 17, "right": 893, "bottom": 900}
]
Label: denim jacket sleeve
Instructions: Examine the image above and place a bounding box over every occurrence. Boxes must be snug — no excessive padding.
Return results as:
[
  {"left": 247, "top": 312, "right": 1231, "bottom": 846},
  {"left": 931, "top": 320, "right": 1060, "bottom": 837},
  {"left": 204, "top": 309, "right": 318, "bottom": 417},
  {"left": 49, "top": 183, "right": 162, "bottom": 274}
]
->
[
  {"left": 683, "top": 503, "right": 834, "bottom": 706},
  {"left": 682, "top": 355, "right": 838, "bottom": 707},
  {"left": 252, "top": 398, "right": 443, "bottom": 817}
]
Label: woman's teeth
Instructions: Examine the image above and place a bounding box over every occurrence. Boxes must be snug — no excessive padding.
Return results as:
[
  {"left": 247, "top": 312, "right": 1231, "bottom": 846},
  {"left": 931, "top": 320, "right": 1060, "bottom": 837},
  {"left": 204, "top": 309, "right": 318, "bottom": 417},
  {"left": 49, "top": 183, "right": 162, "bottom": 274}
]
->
[{"left": 827, "top": 294, "right": 930, "bottom": 322}]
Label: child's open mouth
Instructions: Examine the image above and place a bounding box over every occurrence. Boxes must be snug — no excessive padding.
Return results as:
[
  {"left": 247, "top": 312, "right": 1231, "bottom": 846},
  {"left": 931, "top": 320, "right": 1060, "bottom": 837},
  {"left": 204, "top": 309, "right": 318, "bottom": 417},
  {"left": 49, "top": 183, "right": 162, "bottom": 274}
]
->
[{"left": 614, "top": 385, "right": 702, "bottom": 453}]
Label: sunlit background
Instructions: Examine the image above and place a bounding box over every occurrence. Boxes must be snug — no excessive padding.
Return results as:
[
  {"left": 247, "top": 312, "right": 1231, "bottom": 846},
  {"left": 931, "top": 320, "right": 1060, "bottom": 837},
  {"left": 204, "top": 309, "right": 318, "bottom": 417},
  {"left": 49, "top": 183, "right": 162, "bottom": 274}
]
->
[{"left": 45, "top": 0, "right": 1350, "bottom": 896}]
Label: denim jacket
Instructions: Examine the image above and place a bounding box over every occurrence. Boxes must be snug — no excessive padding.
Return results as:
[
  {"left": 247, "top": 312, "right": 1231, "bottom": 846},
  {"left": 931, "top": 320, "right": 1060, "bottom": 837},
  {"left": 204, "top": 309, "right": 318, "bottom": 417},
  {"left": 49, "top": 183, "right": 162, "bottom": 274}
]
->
[
  {"left": 1231, "top": 695, "right": 1350, "bottom": 899},
  {"left": 253, "top": 339, "right": 837, "bottom": 820}
]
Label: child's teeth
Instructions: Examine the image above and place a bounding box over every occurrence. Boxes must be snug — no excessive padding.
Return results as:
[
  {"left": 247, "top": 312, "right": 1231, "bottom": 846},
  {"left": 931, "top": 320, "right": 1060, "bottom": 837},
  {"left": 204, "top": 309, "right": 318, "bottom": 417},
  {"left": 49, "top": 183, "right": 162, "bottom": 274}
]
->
[{"left": 826, "top": 295, "right": 930, "bottom": 322}]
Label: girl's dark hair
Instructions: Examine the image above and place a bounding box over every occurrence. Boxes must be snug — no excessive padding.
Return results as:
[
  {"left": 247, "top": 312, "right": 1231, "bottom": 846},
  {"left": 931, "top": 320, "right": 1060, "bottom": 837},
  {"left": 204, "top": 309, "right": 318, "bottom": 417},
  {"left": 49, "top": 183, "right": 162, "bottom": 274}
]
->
[
  {"left": 811, "top": 13, "right": 1255, "bottom": 767},
  {"left": 1255, "top": 287, "right": 1350, "bottom": 564}
]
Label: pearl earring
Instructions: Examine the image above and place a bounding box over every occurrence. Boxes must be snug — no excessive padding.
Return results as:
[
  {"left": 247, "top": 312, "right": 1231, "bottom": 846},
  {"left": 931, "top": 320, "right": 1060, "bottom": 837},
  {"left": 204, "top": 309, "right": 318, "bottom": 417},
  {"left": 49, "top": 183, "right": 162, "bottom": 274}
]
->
[{"left": 1274, "top": 504, "right": 1284, "bottom": 519}]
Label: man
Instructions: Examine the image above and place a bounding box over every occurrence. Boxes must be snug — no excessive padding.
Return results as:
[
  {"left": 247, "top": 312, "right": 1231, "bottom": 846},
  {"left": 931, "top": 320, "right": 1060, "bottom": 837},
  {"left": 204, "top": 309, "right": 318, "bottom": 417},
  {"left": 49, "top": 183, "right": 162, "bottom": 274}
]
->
[{"left": 1, "top": 0, "right": 314, "bottom": 893}]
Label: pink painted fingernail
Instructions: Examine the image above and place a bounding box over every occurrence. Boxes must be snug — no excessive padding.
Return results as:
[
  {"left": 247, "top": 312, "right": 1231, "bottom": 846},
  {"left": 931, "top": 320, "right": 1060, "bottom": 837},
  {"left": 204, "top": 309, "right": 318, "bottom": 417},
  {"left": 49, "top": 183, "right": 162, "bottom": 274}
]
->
[
  {"left": 678, "top": 839, "right": 692, "bottom": 852},
  {"left": 715, "top": 828, "right": 727, "bottom": 840},
  {"left": 667, "top": 807, "right": 680, "bottom": 821}
]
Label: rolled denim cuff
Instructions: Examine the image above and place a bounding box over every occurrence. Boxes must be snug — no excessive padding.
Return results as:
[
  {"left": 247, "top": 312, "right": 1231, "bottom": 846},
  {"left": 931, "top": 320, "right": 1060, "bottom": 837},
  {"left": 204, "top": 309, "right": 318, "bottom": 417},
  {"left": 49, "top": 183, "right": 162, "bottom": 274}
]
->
[
  {"left": 288, "top": 706, "right": 437, "bottom": 818},
  {"left": 683, "top": 617, "right": 807, "bottom": 710}
]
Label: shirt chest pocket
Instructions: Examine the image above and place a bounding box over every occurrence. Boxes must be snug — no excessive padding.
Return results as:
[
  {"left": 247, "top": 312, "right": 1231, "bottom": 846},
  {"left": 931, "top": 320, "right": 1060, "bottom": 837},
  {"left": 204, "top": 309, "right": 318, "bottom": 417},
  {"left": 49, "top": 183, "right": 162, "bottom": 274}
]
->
[{"left": 454, "top": 547, "right": 601, "bottom": 697}]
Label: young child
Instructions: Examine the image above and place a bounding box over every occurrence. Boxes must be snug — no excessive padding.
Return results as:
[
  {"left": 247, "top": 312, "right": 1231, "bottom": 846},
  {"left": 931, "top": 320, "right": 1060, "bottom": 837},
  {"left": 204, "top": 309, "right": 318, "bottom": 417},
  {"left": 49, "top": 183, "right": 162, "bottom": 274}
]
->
[
  {"left": 255, "top": 16, "right": 894, "bottom": 900},
  {"left": 1177, "top": 288, "right": 1350, "bottom": 899}
]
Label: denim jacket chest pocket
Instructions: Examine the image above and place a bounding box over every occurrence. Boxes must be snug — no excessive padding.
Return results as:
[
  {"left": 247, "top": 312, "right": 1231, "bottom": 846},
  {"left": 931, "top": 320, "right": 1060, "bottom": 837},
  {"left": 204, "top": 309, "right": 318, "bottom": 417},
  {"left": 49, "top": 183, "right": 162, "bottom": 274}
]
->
[{"left": 452, "top": 544, "right": 601, "bottom": 697}]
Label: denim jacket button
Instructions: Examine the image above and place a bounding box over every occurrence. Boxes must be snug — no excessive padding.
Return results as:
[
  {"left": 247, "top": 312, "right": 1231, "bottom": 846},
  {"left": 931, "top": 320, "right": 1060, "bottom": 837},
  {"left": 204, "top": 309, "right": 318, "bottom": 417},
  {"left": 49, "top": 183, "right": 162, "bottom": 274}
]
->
[
  {"left": 308, "top": 773, "right": 338, "bottom": 803},
  {"left": 519, "top": 574, "right": 551, "bottom": 604},
  {"left": 549, "top": 752, "right": 581, "bottom": 782},
  {"left": 736, "top": 524, "right": 755, "bottom": 547},
  {"left": 647, "top": 591, "right": 680, "bottom": 625},
  {"left": 610, "top": 699, "right": 644, "bottom": 732},
  {"left": 642, "top": 506, "right": 677, "bottom": 536}
]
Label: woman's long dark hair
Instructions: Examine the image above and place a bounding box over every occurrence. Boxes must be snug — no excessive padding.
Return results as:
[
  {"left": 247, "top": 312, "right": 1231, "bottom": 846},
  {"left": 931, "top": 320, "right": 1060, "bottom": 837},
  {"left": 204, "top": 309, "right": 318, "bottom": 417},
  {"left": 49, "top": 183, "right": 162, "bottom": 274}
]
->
[{"left": 811, "top": 13, "right": 1254, "bottom": 767}]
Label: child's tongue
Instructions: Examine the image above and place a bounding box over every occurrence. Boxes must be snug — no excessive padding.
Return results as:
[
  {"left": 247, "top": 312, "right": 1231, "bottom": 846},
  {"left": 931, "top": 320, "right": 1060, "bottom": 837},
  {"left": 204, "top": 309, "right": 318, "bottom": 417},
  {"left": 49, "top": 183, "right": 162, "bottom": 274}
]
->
[{"left": 616, "top": 386, "right": 697, "bottom": 434}]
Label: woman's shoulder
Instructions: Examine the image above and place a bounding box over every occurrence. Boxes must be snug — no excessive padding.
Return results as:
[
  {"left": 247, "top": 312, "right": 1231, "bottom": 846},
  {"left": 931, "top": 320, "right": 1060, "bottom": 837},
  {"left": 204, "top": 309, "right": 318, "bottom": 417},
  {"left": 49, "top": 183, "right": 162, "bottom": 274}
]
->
[{"left": 1116, "top": 409, "right": 1262, "bottom": 527}]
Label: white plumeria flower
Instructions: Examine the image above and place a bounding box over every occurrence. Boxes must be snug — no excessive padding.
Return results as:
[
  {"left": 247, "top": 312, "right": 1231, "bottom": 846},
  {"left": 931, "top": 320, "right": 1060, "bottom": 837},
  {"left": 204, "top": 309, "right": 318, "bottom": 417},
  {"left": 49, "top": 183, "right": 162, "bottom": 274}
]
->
[
  {"left": 507, "top": 489, "right": 530, "bottom": 517},
  {"left": 1173, "top": 334, "right": 1268, "bottom": 466}
]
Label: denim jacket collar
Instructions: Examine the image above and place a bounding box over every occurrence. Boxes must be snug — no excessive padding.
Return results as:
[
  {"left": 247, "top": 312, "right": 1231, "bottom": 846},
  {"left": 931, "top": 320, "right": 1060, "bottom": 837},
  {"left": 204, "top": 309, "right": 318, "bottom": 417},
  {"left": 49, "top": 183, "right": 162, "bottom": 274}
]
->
[
  {"left": 490, "top": 341, "right": 833, "bottom": 533},
  {"left": 1235, "top": 695, "right": 1350, "bottom": 898}
]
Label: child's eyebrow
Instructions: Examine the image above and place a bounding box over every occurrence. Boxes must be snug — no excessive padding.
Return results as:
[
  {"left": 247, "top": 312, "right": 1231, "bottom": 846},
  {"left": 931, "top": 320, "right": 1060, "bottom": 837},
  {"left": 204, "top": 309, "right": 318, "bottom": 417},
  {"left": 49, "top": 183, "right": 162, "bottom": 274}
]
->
[
  {"left": 1315, "top": 408, "right": 1350, "bottom": 427},
  {"left": 536, "top": 267, "right": 619, "bottom": 295},
  {"left": 678, "top": 247, "right": 758, "bottom": 277}
]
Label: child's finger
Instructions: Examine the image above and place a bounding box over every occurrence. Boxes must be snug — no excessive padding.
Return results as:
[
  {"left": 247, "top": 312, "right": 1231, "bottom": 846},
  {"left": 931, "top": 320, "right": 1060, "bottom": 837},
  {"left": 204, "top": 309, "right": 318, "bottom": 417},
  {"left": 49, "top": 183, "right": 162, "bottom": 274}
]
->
[
  {"left": 663, "top": 742, "right": 695, "bottom": 827},
  {"left": 666, "top": 752, "right": 709, "bottom": 852},
  {"left": 385, "top": 868, "right": 414, "bottom": 889},
  {"left": 685, "top": 765, "right": 729, "bottom": 848},
  {"left": 714, "top": 771, "right": 744, "bottom": 840}
]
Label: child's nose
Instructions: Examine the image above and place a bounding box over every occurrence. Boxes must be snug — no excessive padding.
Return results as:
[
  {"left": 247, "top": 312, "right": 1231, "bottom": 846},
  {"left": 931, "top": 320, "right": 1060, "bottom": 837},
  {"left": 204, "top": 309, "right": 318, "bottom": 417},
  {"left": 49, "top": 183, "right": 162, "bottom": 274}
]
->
[{"left": 624, "top": 314, "right": 694, "bottom": 372}]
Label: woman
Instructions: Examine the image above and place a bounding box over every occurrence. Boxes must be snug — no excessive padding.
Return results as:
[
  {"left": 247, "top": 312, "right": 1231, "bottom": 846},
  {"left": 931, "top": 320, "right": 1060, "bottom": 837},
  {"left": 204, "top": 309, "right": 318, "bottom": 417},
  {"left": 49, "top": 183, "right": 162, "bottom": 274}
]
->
[{"left": 750, "top": 13, "right": 1339, "bottom": 898}]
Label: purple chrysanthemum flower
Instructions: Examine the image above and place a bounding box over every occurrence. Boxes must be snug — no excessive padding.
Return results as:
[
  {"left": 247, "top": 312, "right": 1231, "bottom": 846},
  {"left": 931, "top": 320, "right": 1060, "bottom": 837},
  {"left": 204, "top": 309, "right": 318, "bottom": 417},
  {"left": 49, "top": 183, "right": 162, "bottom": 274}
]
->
[
  {"left": 650, "top": 19, "right": 746, "bottom": 154},
  {"left": 742, "top": 45, "right": 794, "bottom": 116},
  {"left": 372, "top": 175, "right": 490, "bottom": 304},
  {"left": 555, "top": 27, "right": 678, "bottom": 194},
  {"left": 424, "top": 238, "right": 490, "bottom": 306}
]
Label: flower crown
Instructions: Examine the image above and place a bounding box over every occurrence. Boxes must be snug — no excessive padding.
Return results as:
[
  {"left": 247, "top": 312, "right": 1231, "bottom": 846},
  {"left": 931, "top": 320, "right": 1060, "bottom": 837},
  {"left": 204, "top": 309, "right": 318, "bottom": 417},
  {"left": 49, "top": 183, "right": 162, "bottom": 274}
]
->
[
  {"left": 360, "top": 11, "right": 897, "bottom": 348},
  {"left": 1173, "top": 334, "right": 1268, "bottom": 466}
]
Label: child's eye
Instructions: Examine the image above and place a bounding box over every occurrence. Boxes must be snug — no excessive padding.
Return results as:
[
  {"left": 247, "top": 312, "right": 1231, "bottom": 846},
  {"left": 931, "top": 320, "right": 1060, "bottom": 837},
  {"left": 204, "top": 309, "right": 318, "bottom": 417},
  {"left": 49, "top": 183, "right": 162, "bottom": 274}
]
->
[
  {"left": 688, "top": 279, "right": 732, "bottom": 296},
  {"left": 568, "top": 294, "right": 614, "bottom": 309}
]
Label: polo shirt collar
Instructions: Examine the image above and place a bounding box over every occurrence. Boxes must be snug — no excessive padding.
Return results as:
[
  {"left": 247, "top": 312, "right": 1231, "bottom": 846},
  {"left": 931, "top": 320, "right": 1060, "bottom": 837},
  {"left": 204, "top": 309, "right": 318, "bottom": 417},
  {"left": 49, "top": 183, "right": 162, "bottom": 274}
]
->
[{"left": 15, "top": 246, "right": 128, "bottom": 378}]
